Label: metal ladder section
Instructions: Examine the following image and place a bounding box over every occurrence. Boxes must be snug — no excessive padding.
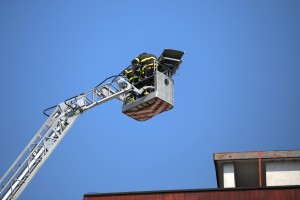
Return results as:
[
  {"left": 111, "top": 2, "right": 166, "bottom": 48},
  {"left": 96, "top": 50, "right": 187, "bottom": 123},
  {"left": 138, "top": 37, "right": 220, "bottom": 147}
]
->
[{"left": 0, "top": 77, "right": 131, "bottom": 200}]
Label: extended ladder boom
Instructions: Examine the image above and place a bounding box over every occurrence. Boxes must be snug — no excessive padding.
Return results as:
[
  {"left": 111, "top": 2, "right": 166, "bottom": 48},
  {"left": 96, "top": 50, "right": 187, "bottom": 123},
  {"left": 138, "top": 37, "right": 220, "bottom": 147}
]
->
[
  {"left": 0, "top": 77, "right": 132, "bottom": 200},
  {"left": 0, "top": 48, "right": 185, "bottom": 200}
]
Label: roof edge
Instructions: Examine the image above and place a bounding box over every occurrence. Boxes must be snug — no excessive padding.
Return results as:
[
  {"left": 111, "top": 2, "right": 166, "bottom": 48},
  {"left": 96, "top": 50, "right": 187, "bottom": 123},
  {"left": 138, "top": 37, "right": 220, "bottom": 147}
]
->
[
  {"left": 84, "top": 185, "right": 300, "bottom": 197},
  {"left": 214, "top": 150, "right": 300, "bottom": 161}
]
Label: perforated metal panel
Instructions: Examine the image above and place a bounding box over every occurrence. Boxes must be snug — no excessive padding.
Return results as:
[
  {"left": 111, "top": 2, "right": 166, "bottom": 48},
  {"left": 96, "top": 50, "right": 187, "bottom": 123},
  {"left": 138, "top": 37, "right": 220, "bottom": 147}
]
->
[
  {"left": 155, "top": 71, "right": 174, "bottom": 105},
  {"left": 122, "top": 71, "right": 174, "bottom": 121}
]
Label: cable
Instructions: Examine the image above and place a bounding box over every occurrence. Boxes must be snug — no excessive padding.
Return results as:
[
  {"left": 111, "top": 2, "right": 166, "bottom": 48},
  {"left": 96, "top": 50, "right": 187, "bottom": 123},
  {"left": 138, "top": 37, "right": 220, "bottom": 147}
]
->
[
  {"left": 93, "top": 75, "right": 120, "bottom": 88},
  {"left": 43, "top": 105, "right": 58, "bottom": 117},
  {"left": 94, "top": 64, "right": 133, "bottom": 88}
]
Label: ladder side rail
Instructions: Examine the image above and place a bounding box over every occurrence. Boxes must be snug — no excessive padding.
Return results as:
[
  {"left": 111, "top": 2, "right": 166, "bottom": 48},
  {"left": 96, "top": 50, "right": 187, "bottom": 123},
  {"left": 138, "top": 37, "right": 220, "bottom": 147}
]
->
[
  {"left": 8, "top": 82, "right": 130, "bottom": 199},
  {"left": 1, "top": 77, "right": 133, "bottom": 200},
  {"left": 62, "top": 78, "right": 122, "bottom": 110},
  {"left": 11, "top": 114, "right": 80, "bottom": 200},
  {"left": 0, "top": 107, "right": 64, "bottom": 200},
  {"left": 83, "top": 86, "right": 129, "bottom": 110},
  {"left": 64, "top": 78, "right": 131, "bottom": 112},
  {"left": 61, "top": 78, "right": 121, "bottom": 109},
  {"left": 0, "top": 106, "right": 62, "bottom": 191},
  {"left": 64, "top": 85, "right": 129, "bottom": 112},
  {"left": 86, "top": 88, "right": 128, "bottom": 110},
  {"left": 92, "top": 78, "right": 125, "bottom": 101},
  {"left": 1, "top": 107, "right": 77, "bottom": 200}
]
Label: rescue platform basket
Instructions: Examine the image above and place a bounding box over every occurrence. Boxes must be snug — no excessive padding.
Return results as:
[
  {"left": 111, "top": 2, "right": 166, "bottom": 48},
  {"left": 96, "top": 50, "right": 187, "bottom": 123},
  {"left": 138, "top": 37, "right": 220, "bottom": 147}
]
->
[{"left": 122, "top": 49, "right": 184, "bottom": 121}]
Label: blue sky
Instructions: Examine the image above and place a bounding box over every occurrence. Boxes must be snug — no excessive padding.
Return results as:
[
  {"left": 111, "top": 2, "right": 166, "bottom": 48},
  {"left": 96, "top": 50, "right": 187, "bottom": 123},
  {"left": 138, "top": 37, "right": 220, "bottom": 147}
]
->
[{"left": 0, "top": 1, "right": 300, "bottom": 199}]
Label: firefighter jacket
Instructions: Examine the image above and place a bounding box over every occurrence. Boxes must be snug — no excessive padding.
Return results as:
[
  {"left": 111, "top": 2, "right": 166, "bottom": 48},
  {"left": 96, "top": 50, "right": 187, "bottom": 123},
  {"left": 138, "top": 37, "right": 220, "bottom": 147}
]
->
[{"left": 132, "top": 53, "right": 157, "bottom": 76}]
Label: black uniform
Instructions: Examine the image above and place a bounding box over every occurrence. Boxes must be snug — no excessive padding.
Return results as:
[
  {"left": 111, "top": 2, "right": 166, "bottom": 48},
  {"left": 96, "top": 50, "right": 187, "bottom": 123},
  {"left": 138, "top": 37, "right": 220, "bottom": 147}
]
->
[
  {"left": 124, "top": 53, "right": 157, "bottom": 102},
  {"left": 123, "top": 64, "right": 140, "bottom": 87},
  {"left": 132, "top": 53, "right": 157, "bottom": 92}
]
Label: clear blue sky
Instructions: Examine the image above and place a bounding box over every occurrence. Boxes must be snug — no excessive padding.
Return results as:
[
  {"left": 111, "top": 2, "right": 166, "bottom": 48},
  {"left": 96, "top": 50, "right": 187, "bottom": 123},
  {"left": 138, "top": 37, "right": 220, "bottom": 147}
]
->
[{"left": 0, "top": 1, "right": 300, "bottom": 199}]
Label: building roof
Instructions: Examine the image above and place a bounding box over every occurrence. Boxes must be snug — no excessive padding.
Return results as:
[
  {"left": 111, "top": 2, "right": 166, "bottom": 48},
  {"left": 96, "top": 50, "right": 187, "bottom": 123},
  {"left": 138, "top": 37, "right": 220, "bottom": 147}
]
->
[
  {"left": 84, "top": 186, "right": 300, "bottom": 200},
  {"left": 84, "top": 150, "right": 300, "bottom": 199}
]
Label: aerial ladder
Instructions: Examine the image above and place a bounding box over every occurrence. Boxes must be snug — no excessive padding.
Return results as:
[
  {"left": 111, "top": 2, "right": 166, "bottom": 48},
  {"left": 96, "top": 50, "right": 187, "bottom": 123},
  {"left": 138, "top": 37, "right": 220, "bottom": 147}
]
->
[{"left": 0, "top": 49, "right": 184, "bottom": 200}]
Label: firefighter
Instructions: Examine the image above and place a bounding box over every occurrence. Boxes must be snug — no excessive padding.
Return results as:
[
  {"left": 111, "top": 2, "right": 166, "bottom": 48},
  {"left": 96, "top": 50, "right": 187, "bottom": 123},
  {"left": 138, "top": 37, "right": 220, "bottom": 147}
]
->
[
  {"left": 123, "top": 65, "right": 139, "bottom": 87},
  {"left": 133, "top": 52, "right": 157, "bottom": 95},
  {"left": 123, "top": 59, "right": 142, "bottom": 103}
]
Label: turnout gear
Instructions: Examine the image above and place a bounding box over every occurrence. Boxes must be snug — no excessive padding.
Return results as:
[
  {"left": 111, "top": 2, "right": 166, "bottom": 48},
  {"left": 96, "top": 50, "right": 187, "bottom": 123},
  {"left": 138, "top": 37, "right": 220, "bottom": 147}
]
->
[
  {"left": 133, "top": 53, "right": 157, "bottom": 91},
  {"left": 123, "top": 62, "right": 142, "bottom": 88},
  {"left": 137, "top": 53, "right": 157, "bottom": 77},
  {"left": 124, "top": 52, "right": 158, "bottom": 103},
  {"left": 123, "top": 62, "right": 142, "bottom": 103},
  {"left": 123, "top": 68, "right": 138, "bottom": 85}
]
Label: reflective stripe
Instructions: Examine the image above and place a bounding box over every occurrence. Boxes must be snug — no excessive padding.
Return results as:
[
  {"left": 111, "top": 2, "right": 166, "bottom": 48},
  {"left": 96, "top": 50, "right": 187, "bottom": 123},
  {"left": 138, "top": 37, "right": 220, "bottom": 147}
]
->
[
  {"left": 125, "top": 68, "right": 141, "bottom": 74},
  {"left": 134, "top": 57, "right": 140, "bottom": 62},
  {"left": 141, "top": 57, "right": 156, "bottom": 63},
  {"left": 129, "top": 76, "right": 139, "bottom": 81},
  {"left": 125, "top": 69, "right": 132, "bottom": 74},
  {"left": 141, "top": 63, "right": 154, "bottom": 72}
]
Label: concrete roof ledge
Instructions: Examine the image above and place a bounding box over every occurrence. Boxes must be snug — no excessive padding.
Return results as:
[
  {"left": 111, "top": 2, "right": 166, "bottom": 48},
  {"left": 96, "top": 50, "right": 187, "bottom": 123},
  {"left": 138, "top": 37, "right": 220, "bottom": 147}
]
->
[{"left": 214, "top": 150, "right": 300, "bottom": 161}]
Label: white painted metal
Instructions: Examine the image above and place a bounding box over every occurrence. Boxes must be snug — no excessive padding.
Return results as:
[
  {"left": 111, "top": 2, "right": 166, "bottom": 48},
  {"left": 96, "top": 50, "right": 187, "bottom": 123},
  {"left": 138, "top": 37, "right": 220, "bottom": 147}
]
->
[
  {"left": 266, "top": 160, "right": 300, "bottom": 186},
  {"left": 0, "top": 78, "right": 132, "bottom": 200},
  {"left": 223, "top": 163, "right": 236, "bottom": 188},
  {"left": 0, "top": 49, "right": 184, "bottom": 200}
]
